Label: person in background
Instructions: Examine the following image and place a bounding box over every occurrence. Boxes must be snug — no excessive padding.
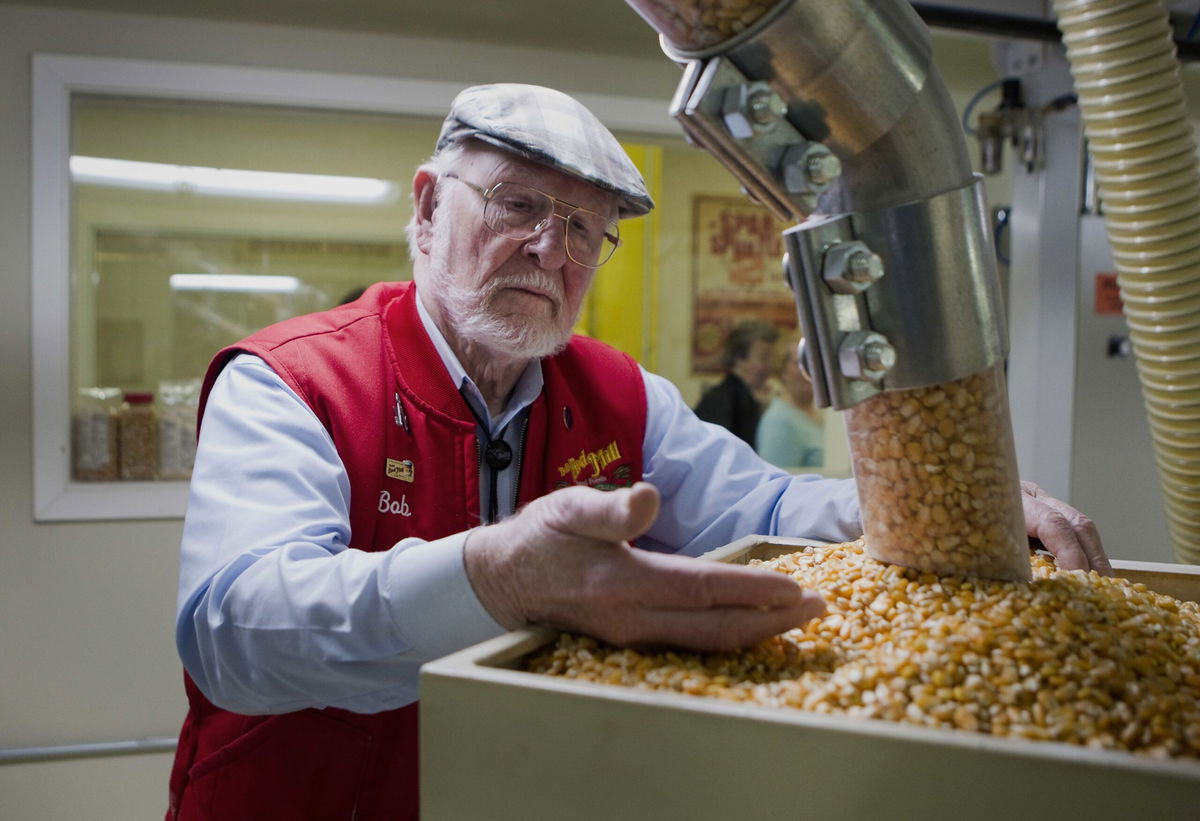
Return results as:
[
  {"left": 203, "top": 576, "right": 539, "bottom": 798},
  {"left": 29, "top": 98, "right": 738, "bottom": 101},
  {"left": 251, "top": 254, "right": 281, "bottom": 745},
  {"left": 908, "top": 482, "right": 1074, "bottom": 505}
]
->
[
  {"left": 757, "top": 336, "right": 824, "bottom": 468},
  {"left": 167, "top": 83, "right": 1110, "bottom": 821},
  {"left": 694, "top": 318, "right": 778, "bottom": 447}
]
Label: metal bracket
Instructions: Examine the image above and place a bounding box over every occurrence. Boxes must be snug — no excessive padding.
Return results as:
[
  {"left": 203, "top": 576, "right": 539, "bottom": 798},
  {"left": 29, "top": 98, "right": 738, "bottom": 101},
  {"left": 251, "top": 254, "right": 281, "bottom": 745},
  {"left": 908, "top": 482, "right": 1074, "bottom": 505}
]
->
[
  {"left": 786, "top": 178, "right": 1009, "bottom": 410},
  {"left": 785, "top": 214, "right": 887, "bottom": 410},
  {"left": 669, "top": 56, "right": 837, "bottom": 224}
]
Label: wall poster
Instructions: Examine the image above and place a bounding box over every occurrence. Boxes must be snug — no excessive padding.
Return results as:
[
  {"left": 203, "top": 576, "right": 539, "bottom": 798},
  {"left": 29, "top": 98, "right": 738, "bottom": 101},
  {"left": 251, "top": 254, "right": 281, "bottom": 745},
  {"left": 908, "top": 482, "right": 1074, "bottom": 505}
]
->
[{"left": 691, "top": 195, "right": 798, "bottom": 375}]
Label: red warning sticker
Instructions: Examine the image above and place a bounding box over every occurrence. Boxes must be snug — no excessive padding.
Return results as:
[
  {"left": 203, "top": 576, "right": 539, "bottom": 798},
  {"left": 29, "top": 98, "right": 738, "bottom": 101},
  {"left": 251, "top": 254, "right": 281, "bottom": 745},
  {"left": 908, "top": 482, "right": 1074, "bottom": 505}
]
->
[{"left": 1095, "top": 273, "right": 1124, "bottom": 315}]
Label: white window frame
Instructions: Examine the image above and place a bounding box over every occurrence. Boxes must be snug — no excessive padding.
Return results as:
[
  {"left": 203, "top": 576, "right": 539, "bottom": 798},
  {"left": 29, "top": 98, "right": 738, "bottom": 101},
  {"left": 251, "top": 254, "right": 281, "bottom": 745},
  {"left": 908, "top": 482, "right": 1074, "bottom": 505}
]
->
[{"left": 31, "top": 53, "right": 675, "bottom": 521}]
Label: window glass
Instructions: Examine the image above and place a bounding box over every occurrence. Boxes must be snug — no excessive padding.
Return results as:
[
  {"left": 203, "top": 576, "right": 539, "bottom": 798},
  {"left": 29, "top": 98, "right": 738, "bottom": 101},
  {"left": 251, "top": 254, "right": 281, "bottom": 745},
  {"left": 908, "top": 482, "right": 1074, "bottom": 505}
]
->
[{"left": 69, "top": 96, "right": 427, "bottom": 483}]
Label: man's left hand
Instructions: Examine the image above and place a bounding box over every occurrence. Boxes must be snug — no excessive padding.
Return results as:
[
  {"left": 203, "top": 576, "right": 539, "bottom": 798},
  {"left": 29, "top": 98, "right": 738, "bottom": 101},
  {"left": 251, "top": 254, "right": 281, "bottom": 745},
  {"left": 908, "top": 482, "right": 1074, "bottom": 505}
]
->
[{"left": 1020, "top": 480, "right": 1112, "bottom": 575}]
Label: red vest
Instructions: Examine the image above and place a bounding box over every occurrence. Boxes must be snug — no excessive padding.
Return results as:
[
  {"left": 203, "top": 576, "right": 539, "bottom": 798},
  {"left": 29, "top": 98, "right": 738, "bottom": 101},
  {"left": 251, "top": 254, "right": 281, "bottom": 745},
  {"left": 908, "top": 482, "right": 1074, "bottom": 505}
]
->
[{"left": 168, "top": 281, "right": 646, "bottom": 820}]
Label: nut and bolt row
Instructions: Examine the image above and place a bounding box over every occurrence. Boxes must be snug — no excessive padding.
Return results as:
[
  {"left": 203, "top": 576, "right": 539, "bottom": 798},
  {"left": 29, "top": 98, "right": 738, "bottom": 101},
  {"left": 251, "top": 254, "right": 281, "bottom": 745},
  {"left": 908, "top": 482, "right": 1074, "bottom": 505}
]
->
[{"left": 719, "top": 82, "right": 844, "bottom": 196}]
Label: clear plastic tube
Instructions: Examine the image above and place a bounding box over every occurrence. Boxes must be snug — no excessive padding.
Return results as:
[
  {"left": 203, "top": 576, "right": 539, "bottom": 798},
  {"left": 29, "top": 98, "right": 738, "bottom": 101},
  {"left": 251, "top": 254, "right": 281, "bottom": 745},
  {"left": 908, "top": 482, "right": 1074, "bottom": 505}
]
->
[{"left": 844, "top": 364, "right": 1030, "bottom": 581}]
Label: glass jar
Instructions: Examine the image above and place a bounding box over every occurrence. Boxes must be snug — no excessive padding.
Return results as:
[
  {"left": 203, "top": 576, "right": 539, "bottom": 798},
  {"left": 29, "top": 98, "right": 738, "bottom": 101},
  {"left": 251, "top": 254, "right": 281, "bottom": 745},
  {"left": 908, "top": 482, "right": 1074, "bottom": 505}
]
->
[
  {"left": 157, "top": 380, "right": 200, "bottom": 480},
  {"left": 118, "top": 392, "right": 159, "bottom": 481},
  {"left": 72, "top": 386, "right": 122, "bottom": 481}
]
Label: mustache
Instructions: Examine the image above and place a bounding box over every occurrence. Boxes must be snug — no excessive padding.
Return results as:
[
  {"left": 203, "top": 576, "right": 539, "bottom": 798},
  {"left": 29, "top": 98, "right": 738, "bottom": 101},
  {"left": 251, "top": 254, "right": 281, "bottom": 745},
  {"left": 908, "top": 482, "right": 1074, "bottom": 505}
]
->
[{"left": 485, "top": 270, "right": 565, "bottom": 309}]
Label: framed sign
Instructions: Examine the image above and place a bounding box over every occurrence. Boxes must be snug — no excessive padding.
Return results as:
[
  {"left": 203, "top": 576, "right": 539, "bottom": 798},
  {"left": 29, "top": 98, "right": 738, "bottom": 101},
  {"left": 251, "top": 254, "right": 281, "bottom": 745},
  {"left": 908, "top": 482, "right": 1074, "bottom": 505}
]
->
[{"left": 691, "top": 195, "right": 797, "bottom": 374}]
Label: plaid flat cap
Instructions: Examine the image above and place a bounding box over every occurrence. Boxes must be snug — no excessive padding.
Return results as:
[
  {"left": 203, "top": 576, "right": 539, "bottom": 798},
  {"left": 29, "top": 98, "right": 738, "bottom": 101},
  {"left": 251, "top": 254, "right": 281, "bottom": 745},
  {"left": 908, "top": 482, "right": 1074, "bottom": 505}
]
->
[{"left": 436, "top": 83, "right": 654, "bottom": 218}]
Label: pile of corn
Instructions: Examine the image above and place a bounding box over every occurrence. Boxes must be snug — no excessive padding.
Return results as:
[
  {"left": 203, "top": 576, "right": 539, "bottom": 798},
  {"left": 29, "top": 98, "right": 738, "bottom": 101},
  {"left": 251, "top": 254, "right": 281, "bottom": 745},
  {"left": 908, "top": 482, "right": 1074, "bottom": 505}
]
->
[{"left": 525, "top": 541, "right": 1200, "bottom": 760}]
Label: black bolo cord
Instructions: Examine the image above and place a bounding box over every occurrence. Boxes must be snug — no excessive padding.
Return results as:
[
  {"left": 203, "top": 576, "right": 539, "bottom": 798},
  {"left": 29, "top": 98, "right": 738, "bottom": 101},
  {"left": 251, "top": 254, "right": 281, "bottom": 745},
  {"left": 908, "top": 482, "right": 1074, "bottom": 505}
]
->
[{"left": 462, "top": 394, "right": 513, "bottom": 524}]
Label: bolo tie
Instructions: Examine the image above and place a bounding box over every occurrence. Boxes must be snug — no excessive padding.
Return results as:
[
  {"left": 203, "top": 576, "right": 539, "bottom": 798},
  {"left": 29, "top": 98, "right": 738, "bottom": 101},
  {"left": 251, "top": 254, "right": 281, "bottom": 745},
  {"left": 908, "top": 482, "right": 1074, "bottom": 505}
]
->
[{"left": 463, "top": 397, "right": 513, "bottom": 524}]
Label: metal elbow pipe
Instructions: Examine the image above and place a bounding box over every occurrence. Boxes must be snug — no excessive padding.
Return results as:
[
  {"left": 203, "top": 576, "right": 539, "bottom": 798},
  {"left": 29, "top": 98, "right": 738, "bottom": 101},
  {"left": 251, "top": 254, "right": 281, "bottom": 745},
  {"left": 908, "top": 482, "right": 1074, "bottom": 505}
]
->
[
  {"left": 728, "top": 0, "right": 976, "bottom": 215},
  {"left": 630, "top": 0, "right": 1030, "bottom": 580},
  {"left": 630, "top": 0, "right": 976, "bottom": 217}
]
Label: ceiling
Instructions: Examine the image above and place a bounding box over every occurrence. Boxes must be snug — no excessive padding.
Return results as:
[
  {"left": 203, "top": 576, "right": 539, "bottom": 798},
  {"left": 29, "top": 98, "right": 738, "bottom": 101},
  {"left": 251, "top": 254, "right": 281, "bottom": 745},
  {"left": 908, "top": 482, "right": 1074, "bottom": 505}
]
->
[{"left": 8, "top": 0, "right": 1198, "bottom": 60}]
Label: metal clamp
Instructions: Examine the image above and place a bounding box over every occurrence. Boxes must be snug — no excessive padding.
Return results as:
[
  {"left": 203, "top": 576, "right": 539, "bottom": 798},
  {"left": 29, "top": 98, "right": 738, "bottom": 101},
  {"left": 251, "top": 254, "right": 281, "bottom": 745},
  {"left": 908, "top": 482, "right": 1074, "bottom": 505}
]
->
[
  {"left": 785, "top": 214, "right": 886, "bottom": 409},
  {"left": 668, "top": 56, "right": 838, "bottom": 223},
  {"left": 785, "top": 178, "right": 1008, "bottom": 410}
]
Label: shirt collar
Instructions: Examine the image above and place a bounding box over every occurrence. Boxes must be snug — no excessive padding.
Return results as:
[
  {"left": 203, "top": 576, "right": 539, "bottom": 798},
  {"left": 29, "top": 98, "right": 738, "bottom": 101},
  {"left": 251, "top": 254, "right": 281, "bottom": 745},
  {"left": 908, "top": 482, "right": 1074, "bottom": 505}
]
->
[{"left": 414, "top": 287, "right": 544, "bottom": 435}]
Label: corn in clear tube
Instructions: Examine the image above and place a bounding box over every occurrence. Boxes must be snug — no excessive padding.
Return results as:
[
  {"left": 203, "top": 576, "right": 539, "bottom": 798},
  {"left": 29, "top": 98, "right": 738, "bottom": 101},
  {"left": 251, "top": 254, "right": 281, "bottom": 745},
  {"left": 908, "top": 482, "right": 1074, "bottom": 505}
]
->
[{"left": 844, "top": 364, "right": 1031, "bottom": 582}]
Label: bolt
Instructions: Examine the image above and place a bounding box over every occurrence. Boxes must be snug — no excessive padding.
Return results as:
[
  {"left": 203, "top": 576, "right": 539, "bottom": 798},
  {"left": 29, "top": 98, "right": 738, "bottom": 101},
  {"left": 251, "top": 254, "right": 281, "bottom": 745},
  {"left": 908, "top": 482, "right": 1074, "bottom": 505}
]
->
[
  {"left": 797, "top": 337, "right": 813, "bottom": 382},
  {"left": 723, "top": 82, "right": 785, "bottom": 139},
  {"left": 861, "top": 339, "right": 896, "bottom": 373},
  {"left": 846, "top": 250, "right": 883, "bottom": 284},
  {"left": 822, "top": 240, "right": 884, "bottom": 295},
  {"left": 805, "top": 150, "right": 842, "bottom": 186},
  {"left": 747, "top": 88, "right": 787, "bottom": 125},
  {"left": 839, "top": 331, "right": 896, "bottom": 382},
  {"left": 780, "top": 142, "right": 840, "bottom": 195}
]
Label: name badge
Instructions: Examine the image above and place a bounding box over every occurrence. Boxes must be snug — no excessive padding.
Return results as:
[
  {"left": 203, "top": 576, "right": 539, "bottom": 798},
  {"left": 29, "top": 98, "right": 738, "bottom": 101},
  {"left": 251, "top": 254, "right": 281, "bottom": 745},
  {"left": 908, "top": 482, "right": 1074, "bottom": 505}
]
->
[{"left": 386, "top": 458, "right": 414, "bottom": 483}]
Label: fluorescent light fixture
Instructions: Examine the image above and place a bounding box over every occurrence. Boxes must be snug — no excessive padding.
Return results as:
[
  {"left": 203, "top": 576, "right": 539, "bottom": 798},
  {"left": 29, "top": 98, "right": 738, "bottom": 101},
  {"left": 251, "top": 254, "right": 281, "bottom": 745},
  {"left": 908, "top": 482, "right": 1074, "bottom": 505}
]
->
[
  {"left": 169, "top": 273, "right": 302, "bottom": 293},
  {"left": 70, "top": 155, "right": 398, "bottom": 204}
]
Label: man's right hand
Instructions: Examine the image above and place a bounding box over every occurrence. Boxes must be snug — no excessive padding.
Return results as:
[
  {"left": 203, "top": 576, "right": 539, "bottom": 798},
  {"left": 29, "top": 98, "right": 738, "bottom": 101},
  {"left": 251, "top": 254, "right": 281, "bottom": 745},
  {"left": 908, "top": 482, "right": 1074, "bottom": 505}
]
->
[{"left": 463, "top": 482, "right": 826, "bottom": 652}]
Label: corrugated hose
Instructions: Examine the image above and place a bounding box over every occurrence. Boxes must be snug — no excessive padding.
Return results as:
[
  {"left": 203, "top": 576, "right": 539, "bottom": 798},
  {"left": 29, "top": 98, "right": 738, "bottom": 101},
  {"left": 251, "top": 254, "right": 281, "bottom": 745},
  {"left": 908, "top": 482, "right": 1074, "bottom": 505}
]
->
[{"left": 1053, "top": 0, "right": 1200, "bottom": 562}]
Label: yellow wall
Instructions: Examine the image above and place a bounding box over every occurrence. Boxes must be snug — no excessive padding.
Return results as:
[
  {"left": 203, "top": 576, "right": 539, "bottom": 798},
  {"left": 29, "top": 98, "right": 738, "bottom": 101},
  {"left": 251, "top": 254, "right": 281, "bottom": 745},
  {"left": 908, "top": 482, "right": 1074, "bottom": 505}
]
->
[{"left": 580, "top": 143, "right": 663, "bottom": 368}]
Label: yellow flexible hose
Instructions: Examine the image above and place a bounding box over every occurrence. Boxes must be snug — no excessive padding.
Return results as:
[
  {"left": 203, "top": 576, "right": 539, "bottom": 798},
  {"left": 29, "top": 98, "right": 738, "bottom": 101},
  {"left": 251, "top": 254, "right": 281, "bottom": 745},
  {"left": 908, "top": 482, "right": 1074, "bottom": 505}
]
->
[{"left": 1053, "top": 0, "right": 1200, "bottom": 561}]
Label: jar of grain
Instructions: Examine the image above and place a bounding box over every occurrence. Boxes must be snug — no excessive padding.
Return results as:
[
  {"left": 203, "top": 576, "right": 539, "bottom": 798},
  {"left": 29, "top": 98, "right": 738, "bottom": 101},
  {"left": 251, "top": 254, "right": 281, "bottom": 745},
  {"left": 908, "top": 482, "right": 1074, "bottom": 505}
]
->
[
  {"left": 72, "top": 387, "right": 122, "bottom": 481},
  {"left": 119, "top": 392, "right": 158, "bottom": 481},
  {"left": 157, "top": 380, "right": 199, "bottom": 480}
]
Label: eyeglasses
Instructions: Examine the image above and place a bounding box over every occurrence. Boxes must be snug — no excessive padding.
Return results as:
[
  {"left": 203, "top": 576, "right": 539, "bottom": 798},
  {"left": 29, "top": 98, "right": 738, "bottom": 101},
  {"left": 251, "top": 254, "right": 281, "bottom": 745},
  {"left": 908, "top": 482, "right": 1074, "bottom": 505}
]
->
[{"left": 444, "top": 173, "right": 621, "bottom": 268}]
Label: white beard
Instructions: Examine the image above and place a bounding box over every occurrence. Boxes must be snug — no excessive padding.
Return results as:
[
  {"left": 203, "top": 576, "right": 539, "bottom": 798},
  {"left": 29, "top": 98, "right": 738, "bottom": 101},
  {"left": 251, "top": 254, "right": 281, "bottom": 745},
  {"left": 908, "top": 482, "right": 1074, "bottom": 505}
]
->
[{"left": 424, "top": 227, "right": 576, "bottom": 360}]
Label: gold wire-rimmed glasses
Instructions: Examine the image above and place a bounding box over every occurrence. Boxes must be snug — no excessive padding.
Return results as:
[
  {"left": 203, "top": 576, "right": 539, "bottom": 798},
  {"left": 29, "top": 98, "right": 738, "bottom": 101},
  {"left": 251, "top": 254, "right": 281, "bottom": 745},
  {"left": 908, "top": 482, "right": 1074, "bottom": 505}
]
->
[{"left": 444, "top": 173, "right": 621, "bottom": 268}]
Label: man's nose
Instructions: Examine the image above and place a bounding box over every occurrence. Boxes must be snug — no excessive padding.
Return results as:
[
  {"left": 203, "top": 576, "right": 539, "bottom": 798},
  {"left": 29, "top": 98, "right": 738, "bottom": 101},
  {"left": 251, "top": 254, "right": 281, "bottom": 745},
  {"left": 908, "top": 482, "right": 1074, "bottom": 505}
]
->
[{"left": 522, "top": 216, "right": 569, "bottom": 268}]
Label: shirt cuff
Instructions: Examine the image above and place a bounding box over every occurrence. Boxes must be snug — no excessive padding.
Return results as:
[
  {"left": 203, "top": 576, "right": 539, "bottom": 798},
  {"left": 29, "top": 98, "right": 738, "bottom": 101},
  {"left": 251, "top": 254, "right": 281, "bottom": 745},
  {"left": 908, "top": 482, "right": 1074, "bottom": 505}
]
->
[{"left": 382, "top": 531, "right": 507, "bottom": 661}]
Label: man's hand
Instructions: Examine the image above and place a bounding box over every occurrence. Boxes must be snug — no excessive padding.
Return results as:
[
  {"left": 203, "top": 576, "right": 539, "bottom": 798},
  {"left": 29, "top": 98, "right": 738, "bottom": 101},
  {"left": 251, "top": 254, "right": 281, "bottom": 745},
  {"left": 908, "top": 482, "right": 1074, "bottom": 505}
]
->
[
  {"left": 464, "top": 482, "right": 826, "bottom": 652},
  {"left": 1021, "top": 480, "right": 1112, "bottom": 575}
]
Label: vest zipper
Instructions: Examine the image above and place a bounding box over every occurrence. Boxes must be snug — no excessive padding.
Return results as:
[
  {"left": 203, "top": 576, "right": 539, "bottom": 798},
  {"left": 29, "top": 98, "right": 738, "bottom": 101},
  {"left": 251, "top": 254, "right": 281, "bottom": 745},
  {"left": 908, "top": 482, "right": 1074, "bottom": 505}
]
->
[
  {"left": 474, "top": 437, "right": 485, "bottom": 525},
  {"left": 393, "top": 391, "right": 408, "bottom": 432},
  {"left": 511, "top": 415, "right": 529, "bottom": 514}
]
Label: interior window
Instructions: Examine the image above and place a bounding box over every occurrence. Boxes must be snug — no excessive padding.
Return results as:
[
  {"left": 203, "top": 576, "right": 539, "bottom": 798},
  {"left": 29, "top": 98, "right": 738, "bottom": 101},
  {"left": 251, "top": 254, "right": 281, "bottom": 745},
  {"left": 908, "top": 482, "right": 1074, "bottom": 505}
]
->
[{"left": 68, "top": 96, "right": 427, "bottom": 484}]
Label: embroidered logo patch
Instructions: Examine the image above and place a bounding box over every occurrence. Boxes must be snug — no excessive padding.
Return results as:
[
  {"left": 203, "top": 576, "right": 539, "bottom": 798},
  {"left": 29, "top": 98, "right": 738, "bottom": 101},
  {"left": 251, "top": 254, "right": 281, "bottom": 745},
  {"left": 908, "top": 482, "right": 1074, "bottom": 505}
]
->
[
  {"left": 557, "top": 441, "right": 621, "bottom": 482},
  {"left": 386, "top": 458, "right": 415, "bottom": 483}
]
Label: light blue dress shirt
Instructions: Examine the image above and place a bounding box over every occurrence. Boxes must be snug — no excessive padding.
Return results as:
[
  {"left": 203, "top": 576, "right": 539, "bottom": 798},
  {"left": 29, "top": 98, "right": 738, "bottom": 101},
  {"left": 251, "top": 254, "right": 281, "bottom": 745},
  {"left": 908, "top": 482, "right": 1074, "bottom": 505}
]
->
[{"left": 176, "top": 296, "right": 862, "bottom": 715}]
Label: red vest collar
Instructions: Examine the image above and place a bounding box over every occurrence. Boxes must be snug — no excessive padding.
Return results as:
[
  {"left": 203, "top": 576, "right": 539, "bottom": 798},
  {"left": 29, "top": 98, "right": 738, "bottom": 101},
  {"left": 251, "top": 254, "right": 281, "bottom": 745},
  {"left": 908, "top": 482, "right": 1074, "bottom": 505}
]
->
[{"left": 383, "top": 283, "right": 478, "bottom": 427}]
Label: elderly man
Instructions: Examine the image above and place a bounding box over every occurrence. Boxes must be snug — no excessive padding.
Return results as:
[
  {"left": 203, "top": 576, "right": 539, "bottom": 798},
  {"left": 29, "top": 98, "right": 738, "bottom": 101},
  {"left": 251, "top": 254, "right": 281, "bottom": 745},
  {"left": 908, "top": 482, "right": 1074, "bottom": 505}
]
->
[{"left": 167, "top": 84, "right": 1107, "bottom": 820}]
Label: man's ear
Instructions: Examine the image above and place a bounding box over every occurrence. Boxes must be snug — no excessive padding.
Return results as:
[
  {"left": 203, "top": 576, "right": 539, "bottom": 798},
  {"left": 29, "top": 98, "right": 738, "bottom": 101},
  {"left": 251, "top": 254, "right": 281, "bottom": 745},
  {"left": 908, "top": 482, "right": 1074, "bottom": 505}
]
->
[{"left": 412, "top": 169, "right": 438, "bottom": 255}]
